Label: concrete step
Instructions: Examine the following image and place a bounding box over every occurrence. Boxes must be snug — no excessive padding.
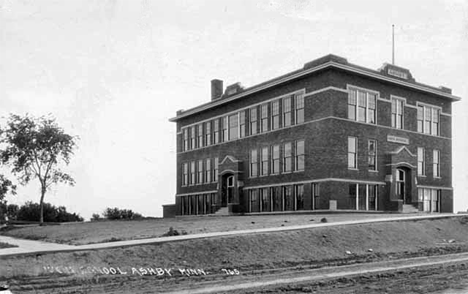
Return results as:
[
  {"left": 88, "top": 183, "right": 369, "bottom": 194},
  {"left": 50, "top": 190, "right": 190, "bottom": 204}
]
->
[
  {"left": 402, "top": 204, "right": 419, "bottom": 213},
  {"left": 214, "top": 207, "right": 229, "bottom": 216}
]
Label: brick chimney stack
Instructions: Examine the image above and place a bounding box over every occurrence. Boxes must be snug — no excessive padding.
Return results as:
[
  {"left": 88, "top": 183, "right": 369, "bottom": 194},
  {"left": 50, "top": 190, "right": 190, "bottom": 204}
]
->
[{"left": 211, "top": 79, "right": 223, "bottom": 101}]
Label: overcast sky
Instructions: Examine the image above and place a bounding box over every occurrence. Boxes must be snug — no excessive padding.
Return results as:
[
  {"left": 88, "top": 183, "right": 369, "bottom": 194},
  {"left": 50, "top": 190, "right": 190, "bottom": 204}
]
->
[{"left": 0, "top": 0, "right": 467, "bottom": 219}]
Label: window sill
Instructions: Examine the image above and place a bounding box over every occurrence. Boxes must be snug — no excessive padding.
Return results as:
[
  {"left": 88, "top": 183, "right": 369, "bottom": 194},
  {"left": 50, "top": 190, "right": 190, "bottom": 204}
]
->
[
  {"left": 348, "top": 168, "right": 359, "bottom": 171},
  {"left": 282, "top": 171, "right": 292, "bottom": 174},
  {"left": 418, "top": 175, "right": 426, "bottom": 178},
  {"left": 368, "top": 170, "right": 379, "bottom": 173},
  {"left": 434, "top": 176, "right": 442, "bottom": 179},
  {"left": 293, "top": 170, "right": 304, "bottom": 173}
]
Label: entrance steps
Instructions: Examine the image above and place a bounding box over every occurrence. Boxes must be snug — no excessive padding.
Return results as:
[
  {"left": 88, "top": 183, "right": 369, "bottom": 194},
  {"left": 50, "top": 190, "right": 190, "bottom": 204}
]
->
[
  {"left": 214, "top": 207, "right": 229, "bottom": 216},
  {"left": 402, "top": 204, "right": 419, "bottom": 213}
]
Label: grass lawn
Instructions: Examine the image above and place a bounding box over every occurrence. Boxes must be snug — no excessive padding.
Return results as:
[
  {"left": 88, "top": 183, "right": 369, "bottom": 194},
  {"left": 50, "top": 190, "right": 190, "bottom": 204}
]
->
[
  {"left": 0, "top": 212, "right": 419, "bottom": 245},
  {"left": 0, "top": 241, "right": 18, "bottom": 249}
]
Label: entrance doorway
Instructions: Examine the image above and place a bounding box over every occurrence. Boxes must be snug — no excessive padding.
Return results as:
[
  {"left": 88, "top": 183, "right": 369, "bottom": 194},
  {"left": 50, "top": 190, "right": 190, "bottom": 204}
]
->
[
  {"left": 396, "top": 168, "right": 411, "bottom": 204},
  {"left": 221, "top": 174, "right": 235, "bottom": 207}
]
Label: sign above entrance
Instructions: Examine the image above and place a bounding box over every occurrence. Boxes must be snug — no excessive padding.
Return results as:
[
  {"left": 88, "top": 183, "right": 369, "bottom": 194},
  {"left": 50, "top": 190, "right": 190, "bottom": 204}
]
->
[{"left": 387, "top": 135, "right": 409, "bottom": 145}]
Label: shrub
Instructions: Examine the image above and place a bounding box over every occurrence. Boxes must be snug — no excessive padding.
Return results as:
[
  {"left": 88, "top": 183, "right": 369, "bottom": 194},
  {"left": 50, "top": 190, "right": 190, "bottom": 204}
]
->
[
  {"left": 15, "top": 201, "right": 83, "bottom": 222},
  {"left": 162, "top": 227, "right": 188, "bottom": 237},
  {"left": 102, "top": 207, "right": 144, "bottom": 220}
]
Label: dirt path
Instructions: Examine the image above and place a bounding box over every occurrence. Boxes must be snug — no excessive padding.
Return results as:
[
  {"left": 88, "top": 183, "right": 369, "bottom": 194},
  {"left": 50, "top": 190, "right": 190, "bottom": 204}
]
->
[{"left": 158, "top": 252, "right": 468, "bottom": 294}]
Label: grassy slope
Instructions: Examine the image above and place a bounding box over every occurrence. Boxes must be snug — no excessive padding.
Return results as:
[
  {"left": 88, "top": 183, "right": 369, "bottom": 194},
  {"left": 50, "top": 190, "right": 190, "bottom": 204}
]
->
[
  {"left": 0, "top": 213, "right": 405, "bottom": 245},
  {"left": 1, "top": 217, "right": 468, "bottom": 277}
]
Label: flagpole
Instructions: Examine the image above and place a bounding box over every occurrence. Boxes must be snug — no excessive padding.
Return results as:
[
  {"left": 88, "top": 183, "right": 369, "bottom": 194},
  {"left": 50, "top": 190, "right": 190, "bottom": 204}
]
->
[{"left": 392, "top": 24, "right": 395, "bottom": 65}]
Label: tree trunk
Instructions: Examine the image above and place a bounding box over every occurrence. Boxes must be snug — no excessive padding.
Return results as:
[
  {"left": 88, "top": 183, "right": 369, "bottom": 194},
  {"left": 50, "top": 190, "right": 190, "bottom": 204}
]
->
[{"left": 40, "top": 185, "right": 46, "bottom": 225}]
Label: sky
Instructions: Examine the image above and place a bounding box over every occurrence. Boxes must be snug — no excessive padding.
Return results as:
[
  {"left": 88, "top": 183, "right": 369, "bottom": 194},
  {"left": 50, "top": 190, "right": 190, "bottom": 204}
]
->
[{"left": 0, "top": 0, "right": 467, "bottom": 219}]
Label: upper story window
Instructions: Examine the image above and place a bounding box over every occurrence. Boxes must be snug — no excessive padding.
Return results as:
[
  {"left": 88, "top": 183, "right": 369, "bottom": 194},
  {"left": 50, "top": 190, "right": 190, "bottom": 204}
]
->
[
  {"left": 205, "top": 158, "right": 211, "bottom": 184},
  {"left": 433, "top": 149, "right": 440, "bottom": 178},
  {"left": 205, "top": 122, "right": 211, "bottom": 146},
  {"left": 417, "top": 104, "right": 440, "bottom": 136},
  {"left": 271, "top": 144, "right": 280, "bottom": 174},
  {"left": 348, "top": 88, "right": 377, "bottom": 124},
  {"left": 239, "top": 110, "right": 246, "bottom": 138},
  {"left": 261, "top": 147, "right": 269, "bottom": 176},
  {"left": 295, "top": 94, "right": 304, "bottom": 124},
  {"left": 261, "top": 103, "right": 269, "bottom": 133},
  {"left": 182, "top": 163, "right": 188, "bottom": 186},
  {"left": 283, "top": 142, "right": 292, "bottom": 173},
  {"left": 197, "top": 124, "right": 203, "bottom": 148},
  {"left": 213, "top": 119, "right": 220, "bottom": 144},
  {"left": 283, "top": 97, "right": 292, "bottom": 127},
  {"left": 271, "top": 100, "right": 280, "bottom": 130},
  {"left": 213, "top": 157, "right": 219, "bottom": 182},
  {"left": 190, "top": 161, "right": 196, "bottom": 185},
  {"left": 222, "top": 116, "right": 228, "bottom": 142},
  {"left": 190, "top": 126, "right": 196, "bottom": 149},
  {"left": 348, "top": 136, "right": 357, "bottom": 169},
  {"left": 250, "top": 107, "right": 258, "bottom": 135},
  {"left": 228, "top": 113, "right": 239, "bottom": 141},
  {"left": 183, "top": 128, "right": 189, "bottom": 151},
  {"left": 368, "top": 140, "right": 377, "bottom": 171},
  {"left": 391, "top": 97, "right": 404, "bottom": 129},
  {"left": 294, "top": 140, "right": 305, "bottom": 171},
  {"left": 197, "top": 160, "right": 203, "bottom": 184},
  {"left": 417, "top": 147, "right": 425, "bottom": 176},
  {"left": 250, "top": 149, "right": 258, "bottom": 177}
]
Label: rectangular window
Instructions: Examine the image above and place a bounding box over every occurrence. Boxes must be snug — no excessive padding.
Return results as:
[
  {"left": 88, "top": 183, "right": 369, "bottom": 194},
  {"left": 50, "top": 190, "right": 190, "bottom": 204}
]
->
[
  {"left": 182, "top": 163, "right": 188, "bottom": 186},
  {"left": 197, "top": 124, "right": 203, "bottom": 148},
  {"left": 348, "top": 88, "right": 377, "bottom": 124},
  {"left": 348, "top": 137, "right": 357, "bottom": 169},
  {"left": 271, "top": 144, "right": 280, "bottom": 174},
  {"left": 250, "top": 149, "right": 258, "bottom": 177},
  {"left": 261, "top": 147, "right": 269, "bottom": 176},
  {"left": 261, "top": 103, "right": 269, "bottom": 132},
  {"left": 368, "top": 140, "right": 377, "bottom": 171},
  {"left": 271, "top": 100, "right": 280, "bottom": 130},
  {"left": 228, "top": 113, "right": 239, "bottom": 141},
  {"left": 391, "top": 98, "right": 404, "bottom": 129},
  {"left": 213, "top": 119, "right": 220, "bottom": 144},
  {"left": 190, "top": 126, "right": 196, "bottom": 149},
  {"left": 183, "top": 128, "right": 189, "bottom": 151},
  {"left": 283, "top": 97, "right": 292, "bottom": 127},
  {"left": 249, "top": 189, "right": 259, "bottom": 212},
  {"left": 197, "top": 160, "right": 203, "bottom": 184},
  {"left": 239, "top": 110, "right": 246, "bottom": 138},
  {"left": 418, "top": 104, "right": 440, "bottom": 135},
  {"left": 205, "top": 122, "right": 211, "bottom": 146},
  {"left": 295, "top": 140, "right": 305, "bottom": 171},
  {"left": 260, "top": 188, "right": 270, "bottom": 212},
  {"left": 295, "top": 93, "right": 304, "bottom": 124},
  {"left": 250, "top": 107, "right": 258, "bottom": 135},
  {"left": 222, "top": 116, "right": 228, "bottom": 142},
  {"left": 433, "top": 149, "right": 440, "bottom": 178},
  {"left": 295, "top": 184, "right": 304, "bottom": 210},
  {"left": 283, "top": 142, "right": 292, "bottom": 173},
  {"left": 417, "top": 147, "right": 425, "bottom": 176},
  {"left": 348, "top": 184, "right": 357, "bottom": 210},
  {"left": 271, "top": 186, "right": 282, "bottom": 211},
  {"left": 283, "top": 186, "right": 294, "bottom": 211},
  {"left": 205, "top": 159, "right": 211, "bottom": 183},
  {"left": 213, "top": 157, "right": 219, "bottom": 182},
  {"left": 190, "top": 161, "right": 196, "bottom": 185}
]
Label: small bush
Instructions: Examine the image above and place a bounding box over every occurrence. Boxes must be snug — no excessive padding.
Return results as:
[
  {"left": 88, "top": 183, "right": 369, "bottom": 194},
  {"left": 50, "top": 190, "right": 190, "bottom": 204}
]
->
[
  {"left": 162, "top": 227, "right": 188, "bottom": 237},
  {"left": 102, "top": 207, "right": 144, "bottom": 220}
]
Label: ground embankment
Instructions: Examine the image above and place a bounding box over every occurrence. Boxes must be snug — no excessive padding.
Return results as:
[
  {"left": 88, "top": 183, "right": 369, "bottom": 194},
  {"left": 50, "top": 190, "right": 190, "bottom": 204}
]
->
[{"left": 1, "top": 216, "right": 468, "bottom": 293}]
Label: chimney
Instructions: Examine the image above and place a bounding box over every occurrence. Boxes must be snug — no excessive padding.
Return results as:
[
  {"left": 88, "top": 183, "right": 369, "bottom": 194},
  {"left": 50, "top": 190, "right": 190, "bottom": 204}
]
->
[{"left": 211, "top": 79, "right": 223, "bottom": 101}]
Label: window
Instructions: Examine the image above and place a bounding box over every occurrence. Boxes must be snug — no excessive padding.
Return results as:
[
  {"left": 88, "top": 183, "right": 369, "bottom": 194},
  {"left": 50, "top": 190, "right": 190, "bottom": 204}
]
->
[
  {"left": 228, "top": 113, "right": 239, "bottom": 140},
  {"left": 433, "top": 149, "right": 440, "bottom": 178},
  {"left": 213, "top": 157, "right": 219, "bottom": 182},
  {"left": 197, "top": 160, "right": 203, "bottom": 184},
  {"left": 348, "top": 184, "right": 357, "bottom": 210},
  {"left": 295, "top": 140, "right": 305, "bottom": 171},
  {"left": 250, "top": 149, "right": 258, "bottom": 177},
  {"left": 190, "top": 126, "right": 196, "bottom": 149},
  {"left": 261, "top": 147, "right": 269, "bottom": 176},
  {"left": 260, "top": 188, "right": 270, "bottom": 212},
  {"left": 205, "top": 159, "right": 211, "bottom": 183},
  {"left": 418, "top": 104, "right": 440, "bottom": 135},
  {"left": 205, "top": 122, "right": 211, "bottom": 146},
  {"left": 271, "top": 145, "right": 280, "bottom": 174},
  {"left": 239, "top": 110, "right": 246, "bottom": 138},
  {"left": 182, "top": 163, "right": 188, "bottom": 186},
  {"left": 249, "top": 189, "right": 259, "bottom": 212},
  {"left": 348, "top": 87, "right": 377, "bottom": 124},
  {"left": 271, "top": 186, "right": 282, "bottom": 211},
  {"left": 250, "top": 107, "right": 258, "bottom": 135},
  {"left": 261, "top": 103, "right": 269, "bottom": 132},
  {"left": 419, "top": 188, "right": 441, "bottom": 212},
  {"left": 368, "top": 140, "right": 377, "bottom": 171},
  {"left": 295, "top": 93, "right": 304, "bottom": 124},
  {"left": 190, "top": 161, "right": 196, "bottom": 185},
  {"left": 283, "top": 142, "right": 292, "bottom": 173},
  {"left": 295, "top": 184, "right": 304, "bottom": 210},
  {"left": 348, "top": 137, "right": 357, "bottom": 169},
  {"left": 391, "top": 98, "right": 404, "bottom": 129},
  {"left": 183, "top": 129, "right": 189, "bottom": 151},
  {"left": 312, "top": 184, "right": 320, "bottom": 210},
  {"left": 271, "top": 100, "right": 280, "bottom": 130},
  {"left": 283, "top": 186, "right": 294, "bottom": 211},
  {"left": 213, "top": 119, "right": 220, "bottom": 144},
  {"left": 197, "top": 124, "right": 203, "bottom": 148},
  {"left": 283, "top": 97, "right": 292, "bottom": 127},
  {"left": 417, "top": 147, "right": 425, "bottom": 176},
  {"left": 222, "top": 116, "right": 228, "bottom": 142}
]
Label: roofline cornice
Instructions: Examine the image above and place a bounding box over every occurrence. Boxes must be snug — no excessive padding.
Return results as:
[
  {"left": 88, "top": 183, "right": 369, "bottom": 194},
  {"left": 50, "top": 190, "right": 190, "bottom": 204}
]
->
[{"left": 169, "top": 62, "right": 461, "bottom": 122}]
